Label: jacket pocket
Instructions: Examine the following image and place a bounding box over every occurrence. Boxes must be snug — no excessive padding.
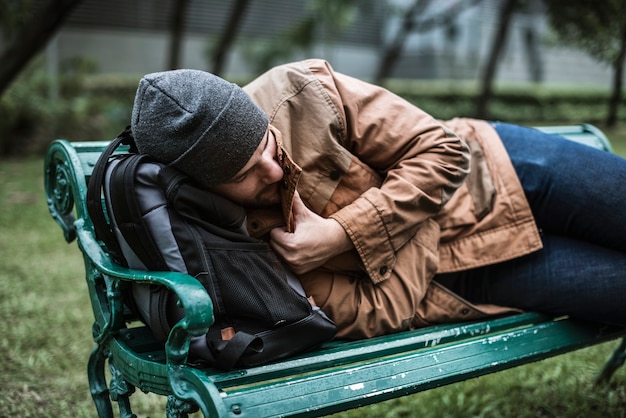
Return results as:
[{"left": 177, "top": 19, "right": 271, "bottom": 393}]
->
[
  {"left": 465, "top": 139, "right": 496, "bottom": 221},
  {"left": 320, "top": 155, "right": 383, "bottom": 217},
  {"left": 436, "top": 139, "right": 496, "bottom": 230}
]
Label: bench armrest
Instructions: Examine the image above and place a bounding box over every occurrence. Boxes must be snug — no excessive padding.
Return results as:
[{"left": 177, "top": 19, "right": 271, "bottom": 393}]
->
[
  {"left": 75, "top": 220, "right": 214, "bottom": 364},
  {"left": 45, "top": 139, "right": 214, "bottom": 366}
]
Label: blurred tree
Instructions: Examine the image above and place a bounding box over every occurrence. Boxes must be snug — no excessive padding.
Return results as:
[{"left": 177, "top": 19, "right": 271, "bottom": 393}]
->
[
  {"left": 475, "top": 0, "right": 520, "bottom": 119},
  {"left": 167, "top": 0, "right": 190, "bottom": 70},
  {"left": 374, "top": 0, "right": 431, "bottom": 85},
  {"left": 210, "top": 0, "right": 252, "bottom": 76},
  {"left": 544, "top": 0, "right": 626, "bottom": 126},
  {"left": 523, "top": 25, "right": 543, "bottom": 83},
  {"left": 0, "top": 0, "right": 32, "bottom": 35},
  {"left": 0, "top": 0, "right": 83, "bottom": 98},
  {"left": 374, "top": 0, "right": 482, "bottom": 85},
  {"left": 242, "top": 0, "right": 364, "bottom": 75}
]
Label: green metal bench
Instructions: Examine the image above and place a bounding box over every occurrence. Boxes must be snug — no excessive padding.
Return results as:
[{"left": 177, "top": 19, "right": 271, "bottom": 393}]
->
[{"left": 44, "top": 124, "right": 626, "bottom": 418}]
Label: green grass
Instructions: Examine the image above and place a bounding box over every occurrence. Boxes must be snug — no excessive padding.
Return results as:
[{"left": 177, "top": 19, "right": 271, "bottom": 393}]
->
[{"left": 1, "top": 124, "right": 626, "bottom": 416}]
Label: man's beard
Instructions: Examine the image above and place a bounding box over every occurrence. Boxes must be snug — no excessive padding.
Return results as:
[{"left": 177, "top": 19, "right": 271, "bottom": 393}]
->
[{"left": 245, "top": 182, "right": 281, "bottom": 208}]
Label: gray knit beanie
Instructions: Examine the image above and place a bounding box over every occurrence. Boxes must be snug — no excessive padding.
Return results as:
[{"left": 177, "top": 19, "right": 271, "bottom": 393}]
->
[{"left": 131, "top": 69, "right": 268, "bottom": 188}]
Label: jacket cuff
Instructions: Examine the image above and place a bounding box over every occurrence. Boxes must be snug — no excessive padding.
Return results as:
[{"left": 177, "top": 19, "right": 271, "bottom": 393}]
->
[{"left": 330, "top": 195, "right": 396, "bottom": 284}]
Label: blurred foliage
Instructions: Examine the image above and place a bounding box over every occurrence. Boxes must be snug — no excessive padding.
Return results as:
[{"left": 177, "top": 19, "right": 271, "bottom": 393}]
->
[
  {"left": 0, "top": 55, "right": 136, "bottom": 157},
  {"left": 544, "top": 0, "right": 626, "bottom": 66},
  {"left": 543, "top": 0, "right": 626, "bottom": 126},
  {"left": 239, "top": 0, "right": 367, "bottom": 74},
  {"left": 387, "top": 79, "right": 622, "bottom": 124},
  {"left": 0, "top": 0, "right": 34, "bottom": 36}
]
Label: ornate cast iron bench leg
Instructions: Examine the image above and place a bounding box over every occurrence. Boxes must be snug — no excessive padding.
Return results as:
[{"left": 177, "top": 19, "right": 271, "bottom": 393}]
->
[
  {"left": 166, "top": 395, "right": 199, "bottom": 418},
  {"left": 88, "top": 345, "right": 114, "bottom": 418},
  {"left": 109, "top": 360, "right": 137, "bottom": 418}
]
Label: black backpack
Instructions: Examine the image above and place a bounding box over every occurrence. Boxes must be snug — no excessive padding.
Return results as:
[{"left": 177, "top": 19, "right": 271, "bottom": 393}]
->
[{"left": 86, "top": 127, "right": 336, "bottom": 371}]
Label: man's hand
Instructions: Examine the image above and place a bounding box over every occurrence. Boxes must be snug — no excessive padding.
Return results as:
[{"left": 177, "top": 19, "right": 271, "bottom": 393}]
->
[{"left": 270, "top": 191, "right": 353, "bottom": 274}]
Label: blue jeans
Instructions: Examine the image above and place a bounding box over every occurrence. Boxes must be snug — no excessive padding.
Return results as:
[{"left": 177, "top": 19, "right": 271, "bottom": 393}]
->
[{"left": 436, "top": 122, "right": 626, "bottom": 326}]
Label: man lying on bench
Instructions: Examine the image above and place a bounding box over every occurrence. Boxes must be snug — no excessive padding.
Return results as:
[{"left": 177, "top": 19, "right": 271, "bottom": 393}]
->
[{"left": 125, "top": 58, "right": 625, "bottom": 352}]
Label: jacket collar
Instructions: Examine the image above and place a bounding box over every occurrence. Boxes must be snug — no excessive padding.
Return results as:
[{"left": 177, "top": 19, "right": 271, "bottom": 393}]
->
[{"left": 246, "top": 125, "right": 302, "bottom": 236}]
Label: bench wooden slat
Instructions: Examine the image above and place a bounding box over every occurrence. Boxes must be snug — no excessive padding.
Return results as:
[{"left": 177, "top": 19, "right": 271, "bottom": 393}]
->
[
  {"left": 216, "top": 320, "right": 623, "bottom": 417},
  {"left": 206, "top": 312, "right": 567, "bottom": 386},
  {"left": 109, "top": 314, "right": 624, "bottom": 417}
]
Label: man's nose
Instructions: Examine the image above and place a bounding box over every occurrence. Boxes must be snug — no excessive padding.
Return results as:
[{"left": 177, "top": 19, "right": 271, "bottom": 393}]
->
[{"left": 261, "top": 155, "right": 284, "bottom": 184}]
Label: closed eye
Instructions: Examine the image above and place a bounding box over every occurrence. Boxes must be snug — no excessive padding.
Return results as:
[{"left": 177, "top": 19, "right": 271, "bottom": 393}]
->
[{"left": 225, "top": 131, "right": 270, "bottom": 184}]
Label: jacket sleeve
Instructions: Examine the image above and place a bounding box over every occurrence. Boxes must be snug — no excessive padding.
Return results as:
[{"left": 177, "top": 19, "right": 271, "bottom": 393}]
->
[
  {"left": 302, "top": 218, "right": 441, "bottom": 339},
  {"left": 308, "top": 60, "right": 470, "bottom": 284}
]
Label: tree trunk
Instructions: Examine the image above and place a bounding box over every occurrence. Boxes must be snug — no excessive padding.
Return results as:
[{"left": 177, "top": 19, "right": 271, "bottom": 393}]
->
[
  {"left": 0, "top": 0, "right": 83, "bottom": 98},
  {"left": 374, "top": 0, "right": 429, "bottom": 85},
  {"left": 211, "top": 0, "right": 251, "bottom": 76},
  {"left": 606, "top": 0, "right": 626, "bottom": 127},
  {"left": 523, "top": 27, "right": 543, "bottom": 83},
  {"left": 167, "top": 0, "right": 190, "bottom": 70},
  {"left": 475, "top": 0, "right": 518, "bottom": 119},
  {"left": 374, "top": 0, "right": 481, "bottom": 85}
]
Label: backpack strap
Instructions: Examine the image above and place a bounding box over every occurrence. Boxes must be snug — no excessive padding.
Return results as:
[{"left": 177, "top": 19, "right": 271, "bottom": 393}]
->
[
  {"left": 87, "top": 126, "right": 135, "bottom": 265},
  {"left": 107, "top": 154, "right": 169, "bottom": 272},
  {"left": 212, "top": 332, "right": 263, "bottom": 371}
]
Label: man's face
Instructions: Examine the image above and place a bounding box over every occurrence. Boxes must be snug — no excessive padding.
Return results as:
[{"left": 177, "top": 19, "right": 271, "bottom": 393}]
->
[{"left": 210, "top": 127, "right": 283, "bottom": 207}]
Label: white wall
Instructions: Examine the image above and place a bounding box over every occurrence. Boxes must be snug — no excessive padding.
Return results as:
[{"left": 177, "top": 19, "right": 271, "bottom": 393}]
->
[{"left": 49, "top": 21, "right": 613, "bottom": 88}]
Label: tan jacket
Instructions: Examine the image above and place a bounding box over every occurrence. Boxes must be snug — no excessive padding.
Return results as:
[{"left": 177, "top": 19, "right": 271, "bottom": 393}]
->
[{"left": 243, "top": 59, "right": 542, "bottom": 339}]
